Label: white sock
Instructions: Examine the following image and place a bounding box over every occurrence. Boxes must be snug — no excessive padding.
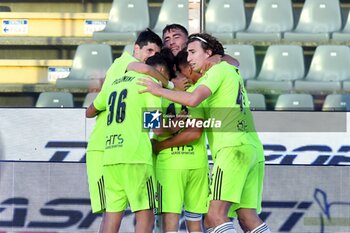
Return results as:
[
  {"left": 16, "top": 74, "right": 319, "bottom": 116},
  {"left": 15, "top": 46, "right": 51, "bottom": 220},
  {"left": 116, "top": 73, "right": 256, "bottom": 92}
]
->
[
  {"left": 250, "top": 223, "right": 271, "bottom": 233},
  {"left": 165, "top": 232, "right": 178, "bottom": 233},
  {"left": 213, "top": 222, "right": 237, "bottom": 233},
  {"left": 206, "top": 228, "right": 214, "bottom": 233}
]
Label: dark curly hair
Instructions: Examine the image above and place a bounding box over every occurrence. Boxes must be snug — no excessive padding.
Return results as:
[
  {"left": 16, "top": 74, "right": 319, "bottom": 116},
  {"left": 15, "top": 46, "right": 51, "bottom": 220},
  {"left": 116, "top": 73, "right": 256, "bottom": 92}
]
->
[{"left": 187, "top": 33, "right": 224, "bottom": 56}]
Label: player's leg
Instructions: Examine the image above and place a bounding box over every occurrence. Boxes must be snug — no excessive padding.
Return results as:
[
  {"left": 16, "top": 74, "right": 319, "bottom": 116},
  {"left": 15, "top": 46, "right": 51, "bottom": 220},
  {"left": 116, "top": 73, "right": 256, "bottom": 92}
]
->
[
  {"left": 163, "top": 213, "right": 180, "bottom": 232},
  {"left": 126, "top": 164, "right": 157, "bottom": 233},
  {"left": 86, "top": 150, "right": 108, "bottom": 233},
  {"left": 206, "top": 146, "right": 257, "bottom": 233},
  {"left": 156, "top": 168, "right": 186, "bottom": 232},
  {"left": 184, "top": 167, "right": 209, "bottom": 233},
  {"left": 229, "top": 146, "right": 271, "bottom": 232},
  {"left": 102, "top": 164, "right": 128, "bottom": 233},
  {"left": 86, "top": 150, "right": 106, "bottom": 213},
  {"left": 135, "top": 209, "right": 155, "bottom": 233},
  {"left": 101, "top": 211, "right": 124, "bottom": 233},
  {"left": 184, "top": 211, "right": 203, "bottom": 233}
]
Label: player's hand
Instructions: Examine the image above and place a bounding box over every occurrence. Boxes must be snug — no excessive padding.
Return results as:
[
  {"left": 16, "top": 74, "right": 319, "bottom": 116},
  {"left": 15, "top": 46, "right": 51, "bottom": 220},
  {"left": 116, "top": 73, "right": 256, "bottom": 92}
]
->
[
  {"left": 138, "top": 77, "right": 162, "bottom": 96},
  {"left": 200, "top": 54, "right": 221, "bottom": 73},
  {"left": 172, "top": 74, "right": 191, "bottom": 91},
  {"left": 151, "top": 138, "right": 161, "bottom": 155}
]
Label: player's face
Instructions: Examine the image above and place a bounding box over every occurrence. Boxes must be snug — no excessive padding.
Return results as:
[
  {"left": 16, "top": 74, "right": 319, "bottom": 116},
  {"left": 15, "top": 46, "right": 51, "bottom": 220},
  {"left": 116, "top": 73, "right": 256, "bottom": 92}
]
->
[
  {"left": 134, "top": 42, "right": 161, "bottom": 62},
  {"left": 187, "top": 41, "right": 211, "bottom": 72},
  {"left": 163, "top": 28, "right": 187, "bottom": 56}
]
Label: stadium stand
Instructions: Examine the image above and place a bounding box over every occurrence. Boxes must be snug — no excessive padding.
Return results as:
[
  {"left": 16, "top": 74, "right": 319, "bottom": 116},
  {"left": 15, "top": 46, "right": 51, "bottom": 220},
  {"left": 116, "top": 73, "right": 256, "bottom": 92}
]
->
[
  {"left": 35, "top": 91, "right": 74, "bottom": 107},
  {"left": 123, "top": 44, "right": 134, "bottom": 54},
  {"left": 92, "top": 0, "right": 150, "bottom": 41},
  {"left": 152, "top": 0, "right": 189, "bottom": 36},
  {"left": 332, "top": 10, "right": 350, "bottom": 42},
  {"left": 56, "top": 44, "right": 113, "bottom": 89},
  {"left": 223, "top": 44, "right": 256, "bottom": 81},
  {"left": 246, "top": 45, "right": 305, "bottom": 94},
  {"left": 247, "top": 93, "right": 266, "bottom": 111},
  {"left": 235, "top": 0, "right": 294, "bottom": 42},
  {"left": 205, "top": 0, "right": 246, "bottom": 42},
  {"left": 322, "top": 94, "right": 350, "bottom": 111},
  {"left": 82, "top": 92, "right": 98, "bottom": 108},
  {"left": 0, "top": 59, "right": 72, "bottom": 84},
  {"left": 344, "top": 80, "right": 350, "bottom": 92},
  {"left": 0, "top": 12, "right": 108, "bottom": 37},
  {"left": 0, "top": 6, "right": 11, "bottom": 12},
  {"left": 294, "top": 45, "right": 350, "bottom": 94},
  {"left": 275, "top": 93, "right": 315, "bottom": 111},
  {"left": 284, "top": 0, "right": 342, "bottom": 42}
]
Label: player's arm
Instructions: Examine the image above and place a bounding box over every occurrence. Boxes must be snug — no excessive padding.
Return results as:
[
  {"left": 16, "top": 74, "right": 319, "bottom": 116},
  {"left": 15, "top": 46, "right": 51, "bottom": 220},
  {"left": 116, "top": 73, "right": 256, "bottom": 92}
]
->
[
  {"left": 85, "top": 91, "right": 106, "bottom": 118},
  {"left": 139, "top": 78, "right": 211, "bottom": 107},
  {"left": 200, "top": 54, "right": 240, "bottom": 73},
  {"left": 153, "top": 118, "right": 203, "bottom": 155},
  {"left": 86, "top": 103, "right": 101, "bottom": 118},
  {"left": 127, "top": 62, "right": 177, "bottom": 90}
]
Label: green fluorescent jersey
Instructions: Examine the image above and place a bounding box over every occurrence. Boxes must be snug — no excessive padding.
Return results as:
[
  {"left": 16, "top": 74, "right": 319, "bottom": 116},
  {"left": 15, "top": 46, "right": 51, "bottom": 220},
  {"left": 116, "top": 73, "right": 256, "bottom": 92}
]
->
[
  {"left": 93, "top": 70, "right": 161, "bottom": 165},
  {"left": 154, "top": 84, "right": 208, "bottom": 169},
  {"left": 87, "top": 52, "right": 137, "bottom": 151},
  {"left": 198, "top": 61, "right": 264, "bottom": 162}
]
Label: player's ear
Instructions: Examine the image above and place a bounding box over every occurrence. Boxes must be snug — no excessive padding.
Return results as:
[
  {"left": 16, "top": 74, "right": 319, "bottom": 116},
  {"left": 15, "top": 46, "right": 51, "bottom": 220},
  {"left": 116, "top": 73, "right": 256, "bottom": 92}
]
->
[
  {"left": 133, "top": 44, "right": 140, "bottom": 57},
  {"left": 205, "top": 49, "right": 212, "bottom": 57}
]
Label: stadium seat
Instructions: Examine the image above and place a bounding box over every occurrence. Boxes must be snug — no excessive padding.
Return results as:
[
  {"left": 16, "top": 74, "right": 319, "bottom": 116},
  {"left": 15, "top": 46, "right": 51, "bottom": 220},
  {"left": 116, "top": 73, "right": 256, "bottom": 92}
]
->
[
  {"left": 93, "top": 0, "right": 150, "bottom": 41},
  {"left": 235, "top": 0, "right": 294, "bottom": 42},
  {"left": 223, "top": 44, "right": 256, "bottom": 80},
  {"left": 322, "top": 94, "right": 350, "bottom": 111},
  {"left": 275, "top": 94, "right": 314, "bottom": 111},
  {"left": 36, "top": 92, "right": 74, "bottom": 108},
  {"left": 56, "top": 44, "right": 113, "bottom": 89},
  {"left": 123, "top": 44, "right": 134, "bottom": 54},
  {"left": 82, "top": 92, "right": 99, "bottom": 108},
  {"left": 294, "top": 45, "right": 350, "bottom": 94},
  {"left": 246, "top": 45, "right": 305, "bottom": 93},
  {"left": 284, "top": 0, "right": 342, "bottom": 42},
  {"left": 152, "top": 0, "right": 189, "bottom": 36},
  {"left": 344, "top": 80, "right": 350, "bottom": 92},
  {"left": 332, "top": 10, "right": 350, "bottom": 42},
  {"left": 205, "top": 0, "right": 246, "bottom": 42},
  {"left": 247, "top": 93, "right": 266, "bottom": 110}
]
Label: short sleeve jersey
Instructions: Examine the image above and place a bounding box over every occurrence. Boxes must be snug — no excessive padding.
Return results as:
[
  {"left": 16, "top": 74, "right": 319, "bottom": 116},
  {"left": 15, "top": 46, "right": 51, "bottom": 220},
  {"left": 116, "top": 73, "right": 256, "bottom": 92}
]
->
[
  {"left": 154, "top": 84, "right": 208, "bottom": 169},
  {"left": 198, "top": 61, "right": 264, "bottom": 162},
  {"left": 93, "top": 70, "right": 161, "bottom": 166},
  {"left": 87, "top": 51, "right": 137, "bottom": 151}
]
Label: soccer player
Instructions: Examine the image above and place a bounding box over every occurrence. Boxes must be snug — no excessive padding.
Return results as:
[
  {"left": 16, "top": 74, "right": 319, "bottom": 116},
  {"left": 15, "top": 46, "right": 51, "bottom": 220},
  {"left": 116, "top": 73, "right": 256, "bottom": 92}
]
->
[
  {"left": 86, "top": 52, "right": 175, "bottom": 233},
  {"left": 151, "top": 49, "right": 209, "bottom": 233},
  {"left": 162, "top": 24, "right": 240, "bottom": 68},
  {"left": 85, "top": 29, "right": 162, "bottom": 232},
  {"left": 138, "top": 33, "right": 271, "bottom": 233}
]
